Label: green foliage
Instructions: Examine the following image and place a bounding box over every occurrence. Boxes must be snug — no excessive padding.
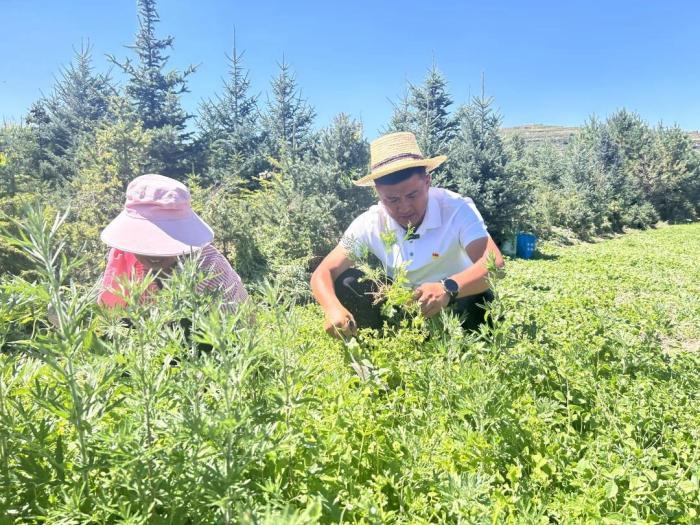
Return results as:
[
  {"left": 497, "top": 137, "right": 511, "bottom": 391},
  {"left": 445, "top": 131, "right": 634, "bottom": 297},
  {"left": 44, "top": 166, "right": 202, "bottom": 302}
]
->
[
  {"left": 648, "top": 125, "right": 700, "bottom": 222},
  {"left": 351, "top": 240, "right": 423, "bottom": 325},
  {"left": 514, "top": 110, "right": 700, "bottom": 241},
  {"left": 25, "top": 43, "right": 115, "bottom": 185},
  {"left": 57, "top": 96, "right": 155, "bottom": 282},
  {"left": 198, "top": 37, "right": 264, "bottom": 185},
  {"left": 296, "top": 114, "right": 375, "bottom": 229},
  {"left": 316, "top": 113, "right": 370, "bottom": 178},
  {"left": 440, "top": 95, "right": 528, "bottom": 244},
  {"left": 0, "top": 123, "right": 44, "bottom": 198},
  {"left": 262, "top": 58, "right": 316, "bottom": 163},
  {"left": 196, "top": 171, "right": 340, "bottom": 296},
  {"left": 108, "top": 0, "right": 196, "bottom": 177},
  {"left": 388, "top": 63, "right": 458, "bottom": 159},
  {"left": 0, "top": 124, "right": 53, "bottom": 273},
  {"left": 69, "top": 96, "right": 154, "bottom": 192},
  {"left": 1, "top": 209, "right": 699, "bottom": 522}
]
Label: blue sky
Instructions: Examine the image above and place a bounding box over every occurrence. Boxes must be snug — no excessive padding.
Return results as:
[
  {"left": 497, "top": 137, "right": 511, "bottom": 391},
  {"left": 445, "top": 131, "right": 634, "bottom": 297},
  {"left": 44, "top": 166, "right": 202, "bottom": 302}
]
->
[{"left": 2, "top": 0, "right": 700, "bottom": 137}]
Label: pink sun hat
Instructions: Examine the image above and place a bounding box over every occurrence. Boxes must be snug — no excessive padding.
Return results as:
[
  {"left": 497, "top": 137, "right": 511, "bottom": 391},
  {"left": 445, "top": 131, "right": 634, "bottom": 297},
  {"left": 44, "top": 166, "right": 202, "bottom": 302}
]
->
[{"left": 100, "top": 174, "right": 214, "bottom": 257}]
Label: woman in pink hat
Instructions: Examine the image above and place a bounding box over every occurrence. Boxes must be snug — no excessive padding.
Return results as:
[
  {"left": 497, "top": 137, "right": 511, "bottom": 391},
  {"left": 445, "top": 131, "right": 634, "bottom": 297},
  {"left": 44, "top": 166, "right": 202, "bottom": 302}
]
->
[{"left": 98, "top": 174, "right": 248, "bottom": 311}]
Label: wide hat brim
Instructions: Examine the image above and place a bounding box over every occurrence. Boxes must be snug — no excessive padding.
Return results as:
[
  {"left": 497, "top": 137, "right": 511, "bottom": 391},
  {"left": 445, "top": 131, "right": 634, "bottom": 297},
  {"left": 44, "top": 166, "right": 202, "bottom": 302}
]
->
[
  {"left": 101, "top": 209, "right": 214, "bottom": 257},
  {"left": 354, "top": 155, "right": 447, "bottom": 187}
]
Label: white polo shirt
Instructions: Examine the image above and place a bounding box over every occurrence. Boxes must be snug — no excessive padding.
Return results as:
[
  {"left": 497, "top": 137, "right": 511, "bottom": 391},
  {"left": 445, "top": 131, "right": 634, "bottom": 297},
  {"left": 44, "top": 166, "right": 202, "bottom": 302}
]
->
[{"left": 341, "top": 187, "right": 488, "bottom": 286}]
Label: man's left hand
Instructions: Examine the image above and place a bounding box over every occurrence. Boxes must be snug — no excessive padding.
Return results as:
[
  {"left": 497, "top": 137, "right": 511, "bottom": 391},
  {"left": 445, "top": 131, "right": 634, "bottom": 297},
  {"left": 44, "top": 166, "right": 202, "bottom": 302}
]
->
[{"left": 413, "top": 282, "right": 451, "bottom": 318}]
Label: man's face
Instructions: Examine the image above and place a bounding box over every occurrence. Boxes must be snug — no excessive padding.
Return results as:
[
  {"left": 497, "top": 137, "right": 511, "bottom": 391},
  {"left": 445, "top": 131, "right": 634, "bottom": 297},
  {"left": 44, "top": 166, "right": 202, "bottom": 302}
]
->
[{"left": 375, "top": 173, "right": 431, "bottom": 229}]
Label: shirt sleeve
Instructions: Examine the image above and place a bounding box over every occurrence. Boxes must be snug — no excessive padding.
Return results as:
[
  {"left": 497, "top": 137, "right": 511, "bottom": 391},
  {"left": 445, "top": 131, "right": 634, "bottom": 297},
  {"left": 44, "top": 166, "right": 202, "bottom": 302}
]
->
[
  {"left": 340, "top": 213, "right": 373, "bottom": 259},
  {"left": 98, "top": 248, "right": 131, "bottom": 308},
  {"left": 197, "top": 247, "right": 249, "bottom": 312},
  {"left": 457, "top": 199, "right": 489, "bottom": 247}
]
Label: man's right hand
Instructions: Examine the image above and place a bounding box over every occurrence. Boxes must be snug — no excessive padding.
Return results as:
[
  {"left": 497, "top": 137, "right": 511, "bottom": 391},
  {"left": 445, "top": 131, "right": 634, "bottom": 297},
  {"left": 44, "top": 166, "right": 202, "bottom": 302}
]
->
[{"left": 324, "top": 306, "right": 357, "bottom": 339}]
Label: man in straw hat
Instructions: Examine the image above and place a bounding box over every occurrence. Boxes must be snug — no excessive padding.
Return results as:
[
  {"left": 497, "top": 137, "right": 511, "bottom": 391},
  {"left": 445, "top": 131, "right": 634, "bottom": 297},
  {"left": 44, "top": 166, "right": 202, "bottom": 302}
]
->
[
  {"left": 98, "top": 174, "right": 248, "bottom": 311},
  {"left": 311, "top": 132, "right": 504, "bottom": 338}
]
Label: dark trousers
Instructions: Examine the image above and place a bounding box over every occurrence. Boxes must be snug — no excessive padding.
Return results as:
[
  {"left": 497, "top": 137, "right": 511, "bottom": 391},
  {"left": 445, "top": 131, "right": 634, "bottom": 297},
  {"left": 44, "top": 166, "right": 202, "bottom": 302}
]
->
[{"left": 334, "top": 268, "right": 494, "bottom": 332}]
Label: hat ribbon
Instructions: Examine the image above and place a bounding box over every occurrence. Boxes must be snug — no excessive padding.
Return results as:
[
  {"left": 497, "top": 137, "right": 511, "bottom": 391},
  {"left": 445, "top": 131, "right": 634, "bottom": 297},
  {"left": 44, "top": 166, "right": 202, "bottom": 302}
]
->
[
  {"left": 125, "top": 203, "right": 191, "bottom": 220},
  {"left": 371, "top": 152, "right": 423, "bottom": 171}
]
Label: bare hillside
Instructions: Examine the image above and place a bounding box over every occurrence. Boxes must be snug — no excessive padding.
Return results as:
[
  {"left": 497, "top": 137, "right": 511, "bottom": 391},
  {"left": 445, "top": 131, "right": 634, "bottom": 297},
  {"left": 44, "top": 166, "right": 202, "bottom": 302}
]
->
[{"left": 501, "top": 124, "right": 700, "bottom": 150}]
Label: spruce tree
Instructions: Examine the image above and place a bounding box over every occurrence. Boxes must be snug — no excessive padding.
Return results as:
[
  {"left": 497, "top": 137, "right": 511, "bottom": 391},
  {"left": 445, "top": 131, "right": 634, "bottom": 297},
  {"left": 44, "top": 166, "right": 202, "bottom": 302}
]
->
[
  {"left": 559, "top": 132, "right": 615, "bottom": 236},
  {"left": 446, "top": 92, "right": 526, "bottom": 243},
  {"left": 606, "top": 110, "right": 654, "bottom": 223},
  {"left": 577, "top": 111, "right": 656, "bottom": 231},
  {"left": 385, "top": 64, "right": 457, "bottom": 159},
  {"left": 317, "top": 113, "right": 369, "bottom": 178},
  {"left": 385, "top": 90, "right": 412, "bottom": 133},
  {"left": 198, "top": 36, "right": 261, "bottom": 184},
  {"left": 407, "top": 63, "right": 457, "bottom": 158},
  {"left": 649, "top": 124, "right": 699, "bottom": 222},
  {"left": 302, "top": 113, "right": 373, "bottom": 227},
  {"left": 108, "top": 0, "right": 196, "bottom": 176},
  {"left": 0, "top": 123, "right": 44, "bottom": 198},
  {"left": 25, "top": 43, "right": 113, "bottom": 184},
  {"left": 261, "top": 57, "right": 315, "bottom": 162}
]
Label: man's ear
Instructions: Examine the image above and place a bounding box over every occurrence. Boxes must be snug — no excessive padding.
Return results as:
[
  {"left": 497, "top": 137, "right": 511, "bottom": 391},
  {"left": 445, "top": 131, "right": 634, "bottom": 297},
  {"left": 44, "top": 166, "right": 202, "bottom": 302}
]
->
[{"left": 424, "top": 173, "right": 432, "bottom": 188}]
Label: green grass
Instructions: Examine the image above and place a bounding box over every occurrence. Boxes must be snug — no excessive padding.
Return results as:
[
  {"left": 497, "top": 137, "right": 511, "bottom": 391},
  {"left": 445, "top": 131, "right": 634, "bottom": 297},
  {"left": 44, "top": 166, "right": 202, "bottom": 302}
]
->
[{"left": 0, "top": 215, "right": 698, "bottom": 523}]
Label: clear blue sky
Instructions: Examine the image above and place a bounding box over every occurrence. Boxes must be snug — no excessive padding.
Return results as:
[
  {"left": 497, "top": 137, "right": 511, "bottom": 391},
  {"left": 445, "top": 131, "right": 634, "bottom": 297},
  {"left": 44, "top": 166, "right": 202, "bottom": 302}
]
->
[{"left": 2, "top": 0, "right": 700, "bottom": 137}]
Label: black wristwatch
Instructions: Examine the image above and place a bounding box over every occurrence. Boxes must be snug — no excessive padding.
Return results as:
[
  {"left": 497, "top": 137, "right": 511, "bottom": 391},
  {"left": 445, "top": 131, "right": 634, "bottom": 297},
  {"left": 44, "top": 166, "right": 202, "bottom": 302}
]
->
[{"left": 441, "top": 278, "right": 459, "bottom": 304}]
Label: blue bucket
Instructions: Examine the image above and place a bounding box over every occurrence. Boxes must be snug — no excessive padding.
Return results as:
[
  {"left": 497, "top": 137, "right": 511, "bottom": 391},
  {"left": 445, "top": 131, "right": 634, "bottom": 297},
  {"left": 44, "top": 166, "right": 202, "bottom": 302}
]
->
[{"left": 516, "top": 232, "right": 537, "bottom": 259}]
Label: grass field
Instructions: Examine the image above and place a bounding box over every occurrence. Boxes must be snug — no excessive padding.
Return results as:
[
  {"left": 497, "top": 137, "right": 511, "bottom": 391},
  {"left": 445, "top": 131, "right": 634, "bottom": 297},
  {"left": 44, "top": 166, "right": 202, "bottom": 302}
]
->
[{"left": 1, "top": 218, "right": 698, "bottom": 523}]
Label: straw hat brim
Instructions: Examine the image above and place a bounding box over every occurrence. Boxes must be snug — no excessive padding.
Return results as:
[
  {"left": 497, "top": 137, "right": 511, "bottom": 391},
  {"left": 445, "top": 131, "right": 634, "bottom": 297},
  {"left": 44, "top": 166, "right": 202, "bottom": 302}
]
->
[{"left": 354, "top": 155, "right": 447, "bottom": 187}]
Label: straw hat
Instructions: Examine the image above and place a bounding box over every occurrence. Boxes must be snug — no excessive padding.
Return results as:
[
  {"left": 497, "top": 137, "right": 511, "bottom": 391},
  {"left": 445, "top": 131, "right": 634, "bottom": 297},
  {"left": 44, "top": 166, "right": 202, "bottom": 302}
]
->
[
  {"left": 354, "top": 132, "right": 447, "bottom": 187},
  {"left": 101, "top": 174, "right": 214, "bottom": 257}
]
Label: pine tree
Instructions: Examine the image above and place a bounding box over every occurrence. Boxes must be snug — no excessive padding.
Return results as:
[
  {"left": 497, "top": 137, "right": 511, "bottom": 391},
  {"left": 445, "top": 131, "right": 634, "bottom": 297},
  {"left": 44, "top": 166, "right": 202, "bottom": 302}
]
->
[
  {"left": 317, "top": 113, "right": 369, "bottom": 178},
  {"left": 25, "top": 43, "right": 113, "bottom": 184},
  {"left": 385, "top": 64, "right": 457, "bottom": 160},
  {"left": 446, "top": 91, "right": 526, "bottom": 243},
  {"left": 515, "top": 139, "right": 566, "bottom": 237},
  {"left": 385, "top": 90, "right": 412, "bottom": 134},
  {"left": 108, "top": 0, "right": 196, "bottom": 176},
  {"left": 559, "top": 132, "right": 615, "bottom": 236},
  {"left": 407, "top": 63, "right": 457, "bottom": 158},
  {"left": 648, "top": 124, "right": 699, "bottom": 222},
  {"left": 576, "top": 111, "right": 657, "bottom": 231},
  {"left": 198, "top": 36, "right": 261, "bottom": 183},
  {"left": 0, "top": 123, "right": 44, "bottom": 198},
  {"left": 261, "top": 57, "right": 315, "bottom": 162},
  {"left": 297, "top": 113, "right": 374, "bottom": 227}
]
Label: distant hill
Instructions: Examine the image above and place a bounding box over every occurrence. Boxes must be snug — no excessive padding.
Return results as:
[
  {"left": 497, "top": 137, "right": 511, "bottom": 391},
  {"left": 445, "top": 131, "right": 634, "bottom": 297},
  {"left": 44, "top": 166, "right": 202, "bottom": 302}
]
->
[
  {"left": 500, "top": 125, "right": 579, "bottom": 148},
  {"left": 501, "top": 124, "right": 700, "bottom": 150}
]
